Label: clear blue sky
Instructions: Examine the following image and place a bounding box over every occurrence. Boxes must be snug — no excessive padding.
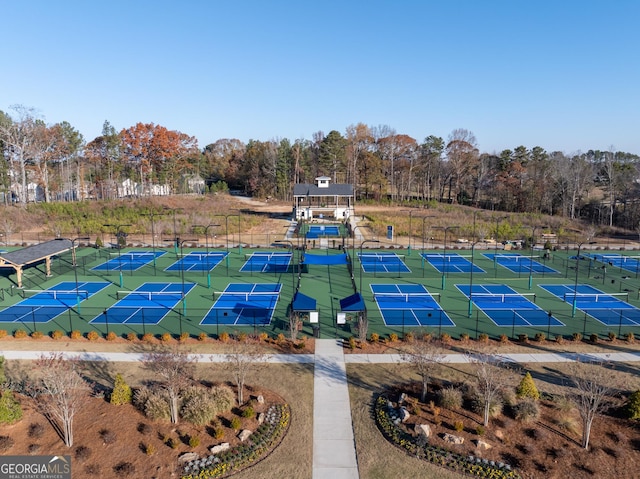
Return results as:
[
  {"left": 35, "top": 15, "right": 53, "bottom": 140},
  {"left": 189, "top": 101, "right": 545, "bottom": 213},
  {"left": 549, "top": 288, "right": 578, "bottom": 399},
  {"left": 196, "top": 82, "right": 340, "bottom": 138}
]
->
[{"left": 2, "top": 0, "right": 638, "bottom": 154}]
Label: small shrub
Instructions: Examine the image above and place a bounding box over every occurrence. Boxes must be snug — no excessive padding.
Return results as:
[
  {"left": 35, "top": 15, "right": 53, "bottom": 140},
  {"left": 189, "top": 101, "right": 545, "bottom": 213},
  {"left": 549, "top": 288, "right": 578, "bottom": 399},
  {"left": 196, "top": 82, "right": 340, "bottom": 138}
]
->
[
  {"left": 70, "top": 330, "right": 82, "bottom": 339},
  {"left": 51, "top": 330, "right": 64, "bottom": 340},
  {"left": 516, "top": 372, "right": 540, "bottom": 400},
  {"left": 422, "top": 332, "right": 433, "bottom": 342},
  {"left": 276, "top": 333, "right": 286, "bottom": 344},
  {"left": 478, "top": 333, "right": 489, "bottom": 343},
  {"left": 518, "top": 333, "right": 529, "bottom": 343},
  {"left": 0, "top": 330, "right": 6, "bottom": 339},
  {"left": 554, "top": 395, "right": 575, "bottom": 413},
  {"left": 160, "top": 332, "right": 172, "bottom": 342},
  {"left": 514, "top": 399, "right": 540, "bottom": 423},
  {"left": 454, "top": 420, "right": 464, "bottom": 432},
  {"left": 219, "top": 332, "right": 230, "bottom": 343},
  {"left": 590, "top": 333, "right": 599, "bottom": 343},
  {"left": 167, "top": 437, "right": 179, "bottom": 449},
  {"left": 534, "top": 332, "right": 546, "bottom": 342},
  {"left": 242, "top": 406, "right": 255, "bottom": 418},
  {"left": 370, "top": 332, "right": 379, "bottom": 342},
  {"left": 126, "top": 332, "right": 137, "bottom": 341},
  {"left": 403, "top": 331, "right": 414, "bottom": 343},
  {"left": 230, "top": 417, "right": 241, "bottom": 430},
  {"left": 0, "top": 391, "right": 23, "bottom": 424},
  {"left": 623, "top": 390, "right": 640, "bottom": 419},
  {"left": 258, "top": 332, "right": 269, "bottom": 342},
  {"left": 99, "top": 429, "right": 117, "bottom": 445},
  {"left": 499, "top": 334, "right": 509, "bottom": 343},
  {"left": 179, "top": 332, "right": 189, "bottom": 342},
  {"left": 106, "top": 331, "right": 117, "bottom": 341},
  {"left": 460, "top": 333, "right": 470, "bottom": 343},
  {"left": 236, "top": 332, "right": 248, "bottom": 342},
  {"left": 555, "top": 416, "right": 579, "bottom": 435},
  {"left": 144, "top": 443, "right": 156, "bottom": 456},
  {"left": 572, "top": 332, "right": 582, "bottom": 342},
  {"left": 476, "top": 425, "right": 486, "bottom": 436},
  {"left": 348, "top": 337, "right": 356, "bottom": 350},
  {"left": 437, "top": 387, "right": 463, "bottom": 410},
  {"left": 440, "top": 332, "right": 451, "bottom": 344},
  {"left": 86, "top": 330, "right": 99, "bottom": 341},
  {"left": 137, "top": 423, "right": 153, "bottom": 435},
  {"left": 608, "top": 331, "right": 617, "bottom": 342},
  {"left": 0, "top": 435, "right": 14, "bottom": 451},
  {"left": 113, "top": 461, "right": 135, "bottom": 476},
  {"left": 28, "top": 443, "right": 41, "bottom": 454},
  {"left": 84, "top": 464, "right": 101, "bottom": 474},
  {"left": 13, "top": 329, "right": 27, "bottom": 339},
  {"left": 142, "top": 333, "right": 154, "bottom": 343},
  {"left": 213, "top": 428, "right": 224, "bottom": 440},
  {"left": 188, "top": 435, "right": 200, "bottom": 448},
  {"left": 388, "top": 333, "right": 398, "bottom": 343},
  {"left": 75, "top": 445, "right": 92, "bottom": 461},
  {"left": 30, "top": 330, "right": 44, "bottom": 340},
  {"left": 28, "top": 423, "right": 45, "bottom": 439},
  {"left": 110, "top": 373, "right": 132, "bottom": 406},
  {"left": 198, "top": 332, "right": 208, "bottom": 342},
  {"left": 626, "top": 332, "right": 635, "bottom": 343},
  {"left": 555, "top": 334, "right": 565, "bottom": 344}
]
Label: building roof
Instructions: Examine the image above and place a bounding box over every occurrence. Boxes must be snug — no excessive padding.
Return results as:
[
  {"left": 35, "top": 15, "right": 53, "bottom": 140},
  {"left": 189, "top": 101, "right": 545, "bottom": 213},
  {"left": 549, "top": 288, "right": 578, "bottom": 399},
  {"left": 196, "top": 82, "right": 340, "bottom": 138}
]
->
[
  {"left": 293, "top": 183, "right": 354, "bottom": 197},
  {"left": 0, "top": 238, "right": 72, "bottom": 267}
]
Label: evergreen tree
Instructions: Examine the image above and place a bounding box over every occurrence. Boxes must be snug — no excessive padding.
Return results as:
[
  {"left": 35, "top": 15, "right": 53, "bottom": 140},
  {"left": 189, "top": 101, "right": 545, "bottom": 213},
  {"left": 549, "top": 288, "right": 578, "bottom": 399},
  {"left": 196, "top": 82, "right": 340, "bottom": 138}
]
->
[
  {"left": 516, "top": 372, "right": 540, "bottom": 400},
  {"left": 110, "top": 373, "right": 133, "bottom": 406}
]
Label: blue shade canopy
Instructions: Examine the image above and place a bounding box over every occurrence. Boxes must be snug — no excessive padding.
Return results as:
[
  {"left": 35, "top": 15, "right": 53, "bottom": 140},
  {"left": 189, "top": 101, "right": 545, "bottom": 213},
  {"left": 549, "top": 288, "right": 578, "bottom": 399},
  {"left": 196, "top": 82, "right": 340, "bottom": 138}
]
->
[
  {"left": 302, "top": 253, "right": 348, "bottom": 265},
  {"left": 292, "top": 292, "right": 317, "bottom": 311},
  {"left": 340, "top": 293, "right": 365, "bottom": 311}
]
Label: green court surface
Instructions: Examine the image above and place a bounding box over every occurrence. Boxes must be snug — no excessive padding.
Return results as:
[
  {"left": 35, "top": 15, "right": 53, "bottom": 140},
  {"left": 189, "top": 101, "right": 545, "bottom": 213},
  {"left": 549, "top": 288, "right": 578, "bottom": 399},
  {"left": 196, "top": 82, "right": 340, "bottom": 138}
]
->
[{"left": 0, "top": 244, "right": 639, "bottom": 341}]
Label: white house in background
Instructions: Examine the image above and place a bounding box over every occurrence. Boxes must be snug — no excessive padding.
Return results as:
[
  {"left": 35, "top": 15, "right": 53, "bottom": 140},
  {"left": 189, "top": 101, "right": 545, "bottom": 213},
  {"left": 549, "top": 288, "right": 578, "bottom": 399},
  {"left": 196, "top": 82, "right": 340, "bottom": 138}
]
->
[{"left": 292, "top": 176, "right": 355, "bottom": 220}]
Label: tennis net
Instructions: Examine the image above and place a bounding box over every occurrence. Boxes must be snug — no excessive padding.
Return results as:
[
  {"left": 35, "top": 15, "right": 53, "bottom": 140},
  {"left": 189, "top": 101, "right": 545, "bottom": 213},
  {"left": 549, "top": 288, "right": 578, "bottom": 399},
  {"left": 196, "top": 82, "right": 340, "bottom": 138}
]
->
[
  {"left": 22, "top": 289, "right": 89, "bottom": 300},
  {"left": 359, "top": 253, "right": 405, "bottom": 262},
  {"left": 109, "top": 252, "right": 157, "bottom": 259},
  {"left": 116, "top": 291, "right": 184, "bottom": 301},
  {"left": 494, "top": 255, "right": 540, "bottom": 262},
  {"left": 471, "top": 293, "right": 537, "bottom": 303},
  {"left": 563, "top": 292, "right": 629, "bottom": 303},
  {"left": 214, "top": 291, "right": 280, "bottom": 301},
  {"left": 373, "top": 292, "right": 440, "bottom": 303},
  {"left": 424, "top": 254, "right": 472, "bottom": 262}
]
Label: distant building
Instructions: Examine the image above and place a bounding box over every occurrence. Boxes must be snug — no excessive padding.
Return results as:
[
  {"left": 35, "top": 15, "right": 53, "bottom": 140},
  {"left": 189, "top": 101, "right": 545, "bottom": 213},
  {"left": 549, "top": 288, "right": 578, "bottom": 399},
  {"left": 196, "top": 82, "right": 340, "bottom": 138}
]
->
[{"left": 293, "top": 177, "right": 354, "bottom": 221}]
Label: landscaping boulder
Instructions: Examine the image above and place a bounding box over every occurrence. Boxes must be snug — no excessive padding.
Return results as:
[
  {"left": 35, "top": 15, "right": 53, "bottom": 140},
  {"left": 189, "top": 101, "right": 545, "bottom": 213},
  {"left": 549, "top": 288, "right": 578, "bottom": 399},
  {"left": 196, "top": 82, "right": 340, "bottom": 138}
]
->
[
  {"left": 238, "top": 429, "right": 252, "bottom": 442},
  {"left": 416, "top": 424, "right": 432, "bottom": 439},
  {"left": 475, "top": 439, "right": 492, "bottom": 450},
  {"left": 399, "top": 407, "right": 410, "bottom": 423},
  {"left": 210, "top": 443, "right": 230, "bottom": 455},
  {"left": 495, "top": 430, "right": 504, "bottom": 440},
  {"left": 256, "top": 395, "right": 265, "bottom": 404},
  {"left": 442, "top": 433, "right": 464, "bottom": 445},
  {"left": 257, "top": 412, "right": 265, "bottom": 425},
  {"left": 398, "top": 392, "right": 407, "bottom": 404},
  {"left": 178, "top": 452, "right": 199, "bottom": 464}
]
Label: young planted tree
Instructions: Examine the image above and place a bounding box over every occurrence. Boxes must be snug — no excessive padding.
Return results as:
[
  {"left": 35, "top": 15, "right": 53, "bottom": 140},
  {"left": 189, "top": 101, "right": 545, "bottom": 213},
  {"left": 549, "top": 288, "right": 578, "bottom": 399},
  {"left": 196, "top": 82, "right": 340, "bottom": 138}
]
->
[
  {"left": 223, "top": 340, "right": 266, "bottom": 405},
  {"left": 516, "top": 372, "right": 540, "bottom": 400},
  {"left": 34, "top": 352, "right": 89, "bottom": 447},
  {"left": 142, "top": 345, "right": 198, "bottom": 424},
  {"left": 110, "top": 373, "right": 132, "bottom": 406},
  {"left": 469, "top": 352, "right": 511, "bottom": 427},
  {"left": 569, "top": 360, "right": 617, "bottom": 450},
  {"left": 401, "top": 337, "right": 445, "bottom": 403}
]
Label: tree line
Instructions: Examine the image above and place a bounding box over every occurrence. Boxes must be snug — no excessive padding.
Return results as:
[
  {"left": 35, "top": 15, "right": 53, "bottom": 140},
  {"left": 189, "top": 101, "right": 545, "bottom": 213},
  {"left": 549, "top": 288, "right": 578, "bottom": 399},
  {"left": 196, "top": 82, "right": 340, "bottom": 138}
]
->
[{"left": 1, "top": 105, "right": 639, "bottom": 231}]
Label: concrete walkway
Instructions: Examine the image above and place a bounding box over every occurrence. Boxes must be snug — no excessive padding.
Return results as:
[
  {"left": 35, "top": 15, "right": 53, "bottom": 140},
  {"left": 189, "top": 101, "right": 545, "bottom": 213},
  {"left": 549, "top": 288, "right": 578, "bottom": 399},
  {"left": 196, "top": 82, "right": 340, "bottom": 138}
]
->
[{"left": 312, "top": 339, "right": 359, "bottom": 479}]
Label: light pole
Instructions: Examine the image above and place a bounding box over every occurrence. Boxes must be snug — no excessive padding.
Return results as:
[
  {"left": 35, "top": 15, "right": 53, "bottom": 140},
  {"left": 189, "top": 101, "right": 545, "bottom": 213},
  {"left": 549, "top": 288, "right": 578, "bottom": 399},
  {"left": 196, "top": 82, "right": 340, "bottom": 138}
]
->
[
  {"left": 275, "top": 240, "right": 296, "bottom": 305},
  {"left": 435, "top": 226, "right": 459, "bottom": 290},
  {"left": 141, "top": 210, "right": 165, "bottom": 272},
  {"left": 529, "top": 225, "right": 546, "bottom": 290},
  {"left": 61, "top": 236, "right": 90, "bottom": 313},
  {"left": 359, "top": 239, "right": 380, "bottom": 293},
  {"left": 493, "top": 216, "right": 508, "bottom": 275},
  {"left": 421, "top": 216, "right": 436, "bottom": 276},
  {"left": 404, "top": 209, "right": 414, "bottom": 255},
  {"left": 171, "top": 208, "right": 183, "bottom": 255},
  {"left": 468, "top": 239, "right": 481, "bottom": 317},
  {"left": 192, "top": 224, "right": 220, "bottom": 287},
  {"left": 179, "top": 239, "right": 197, "bottom": 332},
  {"left": 572, "top": 240, "right": 585, "bottom": 317},
  {"left": 104, "top": 223, "right": 131, "bottom": 288}
]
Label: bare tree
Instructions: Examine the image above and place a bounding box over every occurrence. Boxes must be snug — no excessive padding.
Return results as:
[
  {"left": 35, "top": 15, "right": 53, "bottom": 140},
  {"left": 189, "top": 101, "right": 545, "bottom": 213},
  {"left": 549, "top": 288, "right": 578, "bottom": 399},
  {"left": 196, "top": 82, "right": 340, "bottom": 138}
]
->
[
  {"left": 223, "top": 340, "right": 265, "bottom": 405},
  {"left": 568, "top": 360, "right": 617, "bottom": 450},
  {"left": 142, "top": 345, "right": 198, "bottom": 424},
  {"left": 355, "top": 311, "right": 368, "bottom": 343},
  {"left": 469, "top": 352, "right": 511, "bottom": 426},
  {"left": 288, "top": 311, "right": 302, "bottom": 342},
  {"left": 34, "top": 352, "right": 89, "bottom": 447},
  {"left": 401, "top": 337, "right": 445, "bottom": 403}
]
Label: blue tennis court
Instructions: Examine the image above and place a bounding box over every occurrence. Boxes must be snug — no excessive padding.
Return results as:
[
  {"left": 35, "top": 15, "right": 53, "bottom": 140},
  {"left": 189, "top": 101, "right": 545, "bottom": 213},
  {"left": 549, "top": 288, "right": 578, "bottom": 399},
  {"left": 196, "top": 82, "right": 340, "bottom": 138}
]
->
[
  {"left": 540, "top": 284, "right": 640, "bottom": 326},
  {"left": 90, "top": 282, "right": 196, "bottom": 325},
  {"left": 165, "top": 252, "right": 228, "bottom": 272},
  {"left": 371, "top": 284, "right": 454, "bottom": 327},
  {"left": 0, "top": 281, "right": 110, "bottom": 323},
  {"left": 240, "top": 252, "right": 292, "bottom": 273},
  {"left": 483, "top": 253, "right": 558, "bottom": 274},
  {"left": 358, "top": 253, "right": 411, "bottom": 273},
  {"left": 201, "top": 283, "right": 281, "bottom": 326},
  {"left": 92, "top": 251, "right": 166, "bottom": 271},
  {"left": 456, "top": 283, "right": 564, "bottom": 327},
  {"left": 587, "top": 253, "right": 640, "bottom": 274},
  {"left": 306, "top": 225, "right": 341, "bottom": 238},
  {"left": 422, "top": 253, "right": 484, "bottom": 273}
]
